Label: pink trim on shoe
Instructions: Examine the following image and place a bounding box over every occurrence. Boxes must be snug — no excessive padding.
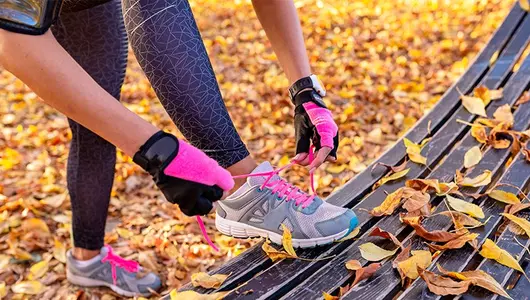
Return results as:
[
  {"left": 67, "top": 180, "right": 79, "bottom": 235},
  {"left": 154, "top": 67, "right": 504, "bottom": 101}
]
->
[
  {"left": 100, "top": 245, "right": 139, "bottom": 285},
  {"left": 302, "top": 102, "right": 338, "bottom": 149}
]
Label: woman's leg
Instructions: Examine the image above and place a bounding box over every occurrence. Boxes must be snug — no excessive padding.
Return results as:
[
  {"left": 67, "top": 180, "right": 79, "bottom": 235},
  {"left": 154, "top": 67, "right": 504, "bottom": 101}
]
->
[
  {"left": 51, "top": 0, "right": 128, "bottom": 256},
  {"left": 121, "top": 0, "right": 257, "bottom": 187}
]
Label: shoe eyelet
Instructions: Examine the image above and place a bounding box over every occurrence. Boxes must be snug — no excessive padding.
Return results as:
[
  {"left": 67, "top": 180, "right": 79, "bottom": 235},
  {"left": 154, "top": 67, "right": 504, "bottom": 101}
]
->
[
  {"left": 257, "top": 188, "right": 263, "bottom": 193},
  {"left": 276, "top": 196, "right": 283, "bottom": 201}
]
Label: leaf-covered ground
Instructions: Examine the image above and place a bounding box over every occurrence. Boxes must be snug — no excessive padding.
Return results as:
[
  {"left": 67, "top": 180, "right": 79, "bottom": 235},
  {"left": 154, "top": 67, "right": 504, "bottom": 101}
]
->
[{"left": 0, "top": 0, "right": 512, "bottom": 298}]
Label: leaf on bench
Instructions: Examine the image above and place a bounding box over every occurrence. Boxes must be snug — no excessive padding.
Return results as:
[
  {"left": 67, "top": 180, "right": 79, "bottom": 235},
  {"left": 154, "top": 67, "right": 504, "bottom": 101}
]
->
[
  {"left": 473, "top": 85, "right": 503, "bottom": 106},
  {"left": 515, "top": 91, "right": 530, "bottom": 105},
  {"left": 345, "top": 259, "right": 362, "bottom": 271},
  {"left": 369, "top": 227, "right": 403, "bottom": 249},
  {"left": 437, "top": 265, "right": 513, "bottom": 299},
  {"left": 170, "top": 289, "right": 227, "bottom": 300},
  {"left": 460, "top": 94, "right": 487, "bottom": 117},
  {"left": 403, "top": 138, "right": 427, "bottom": 165},
  {"left": 428, "top": 233, "right": 478, "bottom": 251},
  {"left": 501, "top": 213, "right": 530, "bottom": 238},
  {"left": 493, "top": 104, "right": 514, "bottom": 127},
  {"left": 456, "top": 170, "right": 492, "bottom": 187},
  {"left": 191, "top": 272, "right": 230, "bottom": 289},
  {"left": 359, "top": 242, "right": 399, "bottom": 261},
  {"left": 439, "top": 211, "right": 484, "bottom": 229},
  {"left": 401, "top": 216, "right": 466, "bottom": 242},
  {"left": 406, "top": 179, "right": 460, "bottom": 196},
  {"left": 373, "top": 168, "right": 410, "bottom": 189},
  {"left": 336, "top": 226, "right": 360, "bottom": 242},
  {"left": 281, "top": 224, "right": 298, "bottom": 258},
  {"left": 479, "top": 239, "right": 524, "bottom": 273},
  {"left": 505, "top": 203, "right": 530, "bottom": 215},
  {"left": 446, "top": 195, "right": 485, "bottom": 219},
  {"left": 471, "top": 124, "right": 488, "bottom": 144},
  {"left": 464, "top": 146, "right": 483, "bottom": 168},
  {"left": 369, "top": 188, "right": 405, "bottom": 216},
  {"left": 352, "top": 262, "right": 382, "bottom": 286},
  {"left": 396, "top": 250, "right": 432, "bottom": 280},
  {"left": 520, "top": 0, "right": 530, "bottom": 12},
  {"left": 322, "top": 292, "right": 339, "bottom": 300},
  {"left": 419, "top": 269, "right": 471, "bottom": 296},
  {"left": 488, "top": 189, "right": 521, "bottom": 204}
]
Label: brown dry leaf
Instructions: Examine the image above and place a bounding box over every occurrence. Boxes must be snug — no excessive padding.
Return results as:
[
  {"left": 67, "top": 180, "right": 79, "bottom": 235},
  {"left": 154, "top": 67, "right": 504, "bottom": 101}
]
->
[
  {"left": 369, "top": 227, "right": 403, "bottom": 249},
  {"left": 439, "top": 211, "right": 484, "bottom": 229},
  {"left": 374, "top": 168, "right": 410, "bottom": 189},
  {"left": 428, "top": 233, "right": 478, "bottom": 251},
  {"left": 456, "top": 170, "right": 492, "bottom": 187},
  {"left": 461, "top": 95, "right": 487, "bottom": 117},
  {"left": 506, "top": 203, "right": 530, "bottom": 215},
  {"left": 169, "top": 289, "right": 227, "bottom": 300},
  {"left": 404, "top": 138, "right": 427, "bottom": 165},
  {"left": 28, "top": 260, "right": 49, "bottom": 280},
  {"left": 371, "top": 159, "right": 408, "bottom": 174},
  {"left": 406, "top": 179, "right": 442, "bottom": 193},
  {"left": 402, "top": 188, "right": 430, "bottom": 213},
  {"left": 369, "top": 188, "right": 405, "bottom": 216},
  {"left": 396, "top": 250, "right": 432, "bottom": 280},
  {"left": 437, "top": 266, "right": 512, "bottom": 299},
  {"left": 392, "top": 244, "right": 412, "bottom": 283},
  {"left": 359, "top": 243, "right": 399, "bottom": 261},
  {"left": 53, "top": 238, "right": 67, "bottom": 263},
  {"left": 281, "top": 224, "right": 298, "bottom": 258},
  {"left": 11, "top": 281, "right": 44, "bottom": 295},
  {"left": 463, "top": 146, "right": 482, "bottom": 169},
  {"left": 501, "top": 213, "right": 530, "bottom": 238},
  {"left": 479, "top": 239, "right": 524, "bottom": 273},
  {"left": 473, "top": 85, "right": 491, "bottom": 105},
  {"left": 515, "top": 91, "right": 530, "bottom": 105},
  {"left": 0, "top": 255, "right": 9, "bottom": 270},
  {"left": 0, "top": 282, "right": 6, "bottom": 298},
  {"left": 419, "top": 269, "right": 471, "bottom": 296},
  {"left": 191, "top": 272, "right": 229, "bottom": 289},
  {"left": 471, "top": 124, "right": 488, "bottom": 144},
  {"left": 488, "top": 189, "right": 520, "bottom": 204},
  {"left": 40, "top": 194, "right": 66, "bottom": 208},
  {"left": 522, "top": 143, "right": 530, "bottom": 162},
  {"left": 352, "top": 262, "right": 381, "bottom": 286},
  {"left": 402, "top": 217, "right": 465, "bottom": 242},
  {"left": 323, "top": 292, "right": 339, "bottom": 300},
  {"left": 493, "top": 104, "right": 514, "bottom": 126},
  {"left": 520, "top": 0, "right": 530, "bottom": 11},
  {"left": 446, "top": 195, "right": 485, "bottom": 219},
  {"left": 336, "top": 227, "right": 360, "bottom": 242},
  {"left": 345, "top": 259, "right": 362, "bottom": 271},
  {"left": 21, "top": 218, "right": 50, "bottom": 234},
  {"left": 262, "top": 240, "right": 295, "bottom": 262}
]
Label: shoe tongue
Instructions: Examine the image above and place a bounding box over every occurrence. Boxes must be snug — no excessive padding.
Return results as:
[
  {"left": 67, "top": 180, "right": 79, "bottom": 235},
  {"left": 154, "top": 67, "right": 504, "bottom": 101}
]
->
[{"left": 248, "top": 161, "right": 280, "bottom": 186}]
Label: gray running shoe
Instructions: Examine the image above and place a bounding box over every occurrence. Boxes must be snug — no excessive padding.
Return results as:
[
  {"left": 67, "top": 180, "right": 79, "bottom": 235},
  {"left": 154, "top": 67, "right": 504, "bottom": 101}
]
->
[
  {"left": 216, "top": 162, "right": 358, "bottom": 248},
  {"left": 66, "top": 245, "right": 161, "bottom": 297}
]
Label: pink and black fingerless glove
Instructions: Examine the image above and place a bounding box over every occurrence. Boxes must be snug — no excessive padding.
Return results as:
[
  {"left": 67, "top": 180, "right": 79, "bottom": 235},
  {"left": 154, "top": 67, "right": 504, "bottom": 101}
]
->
[
  {"left": 133, "top": 131, "right": 234, "bottom": 216},
  {"left": 293, "top": 90, "right": 339, "bottom": 158}
]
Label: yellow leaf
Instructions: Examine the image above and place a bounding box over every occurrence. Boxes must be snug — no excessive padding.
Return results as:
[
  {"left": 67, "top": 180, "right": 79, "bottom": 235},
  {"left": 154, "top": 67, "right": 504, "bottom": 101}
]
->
[
  {"left": 53, "top": 238, "right": 66, "bottom": 263},
  {"left": 191, "top": 272, "right": 229, "bottom": 289},
  {"left": 359, "top": 242, "right": 399, "bottom": 261},
  {"left": 501, "top": 213, "right": 530, "bottom": 238},
  {"left": 323, "top": 292, "right": 339, "bottom": 300},
  {"left": 0, "top": 282, "right": 6, "bottom": 298},
  {"left": 489, "top": 89, "right": 503, "bottom": 100},
  {"left": 397, "top": 250, "right": 432, "bottom": 279},
  {"left": 262, "top": 240, "right": 294, "bottom": 262},
  {"left": 520, "top": 0, "right": 530, "bottom": 11},
  {"left": 488, "top": 190, "right": 520, "bottom": 204},
  {"left": 457, "top": 170, "right": 492, "bottom": 187},
  {"left": 278, "top": 155, "right": 290, "bottom": 167},
  {"left": 489, "top": 50, "right": 499, "bottom": 66},
  {"left": 404, "top": 138, "right": 427, "bottom": 165},
  {"left": 493, "top": 104, "right": 513, "bottom": 126},
  {"left": 374, "top": 168, "right": 410, "bottom": 188},
  {"left": 471, "top": 124, "right": 488, "bottom": 144},
  {"left": 40, "top": 194, "right": 66, "bottom": 208},
  {"left": 170, "top": 289, "right": 227, "bottom": 300},
  {"left": 446, "top": 195, "right": 485, "bottom": 219},
  {"left": 336, "top": 226, "right": 360, "bottom": 242},
  {"left": 345, "top": 259, "right": 362, "bottom": 271},
  {"left": 370, "top": 188, "right": 405, "bottom": 216},
  {"left": 11, "top": 281, "right": 44, "bottom": 295},
  {"left": 116, "top": 228, "right": 134, "bottom": 239},
  {"left": 281, "top": 224, "right": 298, "bottom": 257},
  {"left": 326, "top": 164, "right": 347, "bottom": 174},
  {"left": 461, "top": 95, "right": 487, "bottom": 117},
  {"left": 0, "top": 255, "right": 10, "bottom": 270},
  {"left": 21, "top": 218, "right": 50, "bottom": 234},
  {"left": 474, "top": 85, "right": 491, "bottom": 105},
  {"left": 29, "top": 260, "right": 49, "bottom": 280},
  {"left": 479, "top": 239, "right": 524, "bottom": 273},
  {"left": 463, "top": 146, "right": 482, "bottom": 169}
]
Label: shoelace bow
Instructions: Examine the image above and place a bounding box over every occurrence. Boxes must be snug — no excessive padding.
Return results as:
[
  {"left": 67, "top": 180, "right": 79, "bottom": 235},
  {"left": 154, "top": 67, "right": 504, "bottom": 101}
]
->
[
  {"left": 197, "top": 148, "right": 317, "bottom": 252},
  {"left": 100, "top": 245, "right": 140, "bottom": 285}
]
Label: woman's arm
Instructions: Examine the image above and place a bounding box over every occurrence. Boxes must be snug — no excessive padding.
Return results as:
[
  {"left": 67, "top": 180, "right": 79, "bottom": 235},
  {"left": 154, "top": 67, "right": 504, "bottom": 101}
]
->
[
  {"left": 0, "top": 29, "right": 157, "bottom": 156},
  {"left": 251, "top": 0, "right": 311, "bottom": 84}
]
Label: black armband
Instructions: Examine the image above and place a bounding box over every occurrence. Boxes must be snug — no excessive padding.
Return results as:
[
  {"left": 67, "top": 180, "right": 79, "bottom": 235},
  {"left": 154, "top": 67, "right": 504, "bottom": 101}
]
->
[{"left": 0, "top": 0, "right": 62, "bottom": 35}]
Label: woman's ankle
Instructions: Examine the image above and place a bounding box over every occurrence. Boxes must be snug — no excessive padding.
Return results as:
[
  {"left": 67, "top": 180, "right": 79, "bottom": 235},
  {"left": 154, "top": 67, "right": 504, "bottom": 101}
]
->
[
  {"left": 226, "top": 155, "right": 258, "bottom": 193},
  {"left": 72, "top": 247, "right": 101, "bottom": 261}
]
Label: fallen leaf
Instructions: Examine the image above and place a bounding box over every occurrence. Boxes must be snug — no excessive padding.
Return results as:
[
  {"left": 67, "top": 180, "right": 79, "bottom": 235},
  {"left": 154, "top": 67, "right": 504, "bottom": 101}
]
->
[
  {"left": 28, "top": 260, "right": 49, "bottom": 280},
  {"left": 461, "top": 95, "right": 487, "bottom": 117},
  {"left": 40, "top": 194, "right": 66, "bottom": 208},
  {"left": 0, "top": 255, "right": 10, "bottom": 270},
  {"left": 336, "top": 227, "right": 360, "bottom": 242},
  {"left": 374, "top": 168, "right": 410, "bottom": 189},
  {"left": 169, "top": 289, "right": 227, "bottom": 300},
  {"left": 11, "top": 281, "right": 44, "bottom": 295},
  {"left": 439, "top": 211, "right": 483, "bottom": 229},
  {"left": 0, "top": 282, "right": 6, "bottom": 298},
  {"left": 371, "top": 159, "right": 408, "bottom": 173},
  {"left": 402, "top": 189, "right": 430, "bottom": 213},
  {"left": 428, "top": 233, "right": 478, "bottom": 251},
  {"left": 191, "top": 272, "right": 229, "bottom": 289},
  {"left": 404, "top": 138, "right": 427, "bottom": 165},
  {"left": 323, "top": 292, "right": 339, "bottom": 300},
  {"left": 464, "top": 146, "right": 482, "bottom": 169},
  {"left": 515, "top": 91, "right": 530, "bottom": 105},
  {"left": 53, "top": 238, "right": 67, "bottom": 263},
  {"left": 262, "top": 240, "right": 294, "bottom": 262},
  {"left": 397, "top": 250, "right": 432, "bottom": 279},
  {"left": 359, "top": 242, "right": 399, "bottom": 261},
  {"left": 479, "top": 239, "right": 524, "bottom": 273},
  {"left": 352, "top": 262, "right": 381, "bottom": 285},
  {"left": 506, "top": 203, "right": 530, "bottom": 215},
  {"left": 473, "top": 85, "right": 491, "bottom": 105},
  {"left": 116, "top": 228, "right": 134, "bottom": 239},
  {"left": 370, "top": 188, "right": 405, "bottom": 216},
  {"left": 419, "top": 269, "right": 471, "bottom": 296},
  {"left": 281, "top": 224, "right": 298, "bottom": 257},
  {"left": 493, "top": 104, "right": 514, "bottom": 126},
  {"left": 471, "top": 124, "right": 488, "bottom": 144},
  {"left": 501, "top": 213, "right": 530, "bottom": 238},
  {"left": 488, "top": 190, "right": 520, "bottom": 204},
  {"left": 520, "top": 0, "right": 530, "bottom": 11},
  {"left": 21, "top": 218, "right": 50, "bottom": 234},
  {"left": 402, "top": 217, "right": 465, "bottom": 242},
  {"left": 369, "top": 227, "right": 403, "bottom": 249},
  {"left": 446, "top": 195, "right": 485, "bottom": 219},
  {"left": 345, "top": 259, "right": 362, "bottom": 271},
  {"left": 406, "top": 179, "right": 442, "bottom": 193},
  {"left": 456, "top": 170, "right": 492, "bottom": 187},
  {"left": 437, "top": 265, "right": 512, "bottom": 299},
  {"left": 392, "top": 244, "right": 412, "bottom": 283}
]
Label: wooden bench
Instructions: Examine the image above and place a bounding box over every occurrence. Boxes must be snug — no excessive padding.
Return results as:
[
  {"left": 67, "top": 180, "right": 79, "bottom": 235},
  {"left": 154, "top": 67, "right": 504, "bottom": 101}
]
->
[{"left": 178, "top": 4, "right": 530, "bottom": 299}]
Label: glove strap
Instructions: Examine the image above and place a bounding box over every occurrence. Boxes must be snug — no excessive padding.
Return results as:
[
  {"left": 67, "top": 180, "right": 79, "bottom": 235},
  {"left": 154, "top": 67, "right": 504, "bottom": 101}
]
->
[{"left": 133, "top": 131, "right": 179, "bottom": 173}]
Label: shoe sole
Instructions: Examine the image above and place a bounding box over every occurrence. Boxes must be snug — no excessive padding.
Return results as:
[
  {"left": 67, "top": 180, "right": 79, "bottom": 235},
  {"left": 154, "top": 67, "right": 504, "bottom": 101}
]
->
[
  {"left": 215, "top": 213, "right": 349, "bottom": 248},
  {"left": 67, "top": 269, "right": 151, "bottom": 297}
]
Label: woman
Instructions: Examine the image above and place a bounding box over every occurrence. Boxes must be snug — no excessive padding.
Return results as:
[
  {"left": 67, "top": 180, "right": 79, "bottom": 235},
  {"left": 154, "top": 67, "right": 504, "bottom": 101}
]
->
[{"left": 0, "top": 0, "right": 357, "bottom": 296}]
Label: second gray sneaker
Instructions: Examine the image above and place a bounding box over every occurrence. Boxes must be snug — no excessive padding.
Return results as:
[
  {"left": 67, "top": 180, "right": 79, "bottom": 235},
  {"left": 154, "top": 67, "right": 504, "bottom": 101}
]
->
[{"left": 216, "top": 162, "right": 358, "bottom": 248}]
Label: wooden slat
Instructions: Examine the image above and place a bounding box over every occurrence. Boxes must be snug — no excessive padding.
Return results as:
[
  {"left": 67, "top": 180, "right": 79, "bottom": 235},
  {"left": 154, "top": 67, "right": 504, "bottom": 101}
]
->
[
  {"left": 503, "top": 250, "right": 530, "bottom": 300},
  {"left": 179, "top": 4, "right": 526, "bottom": 296},
  {"left": 279, "top": 22, "right": 530, "bottom": 300},
  {"left": 342, "top": 53, "right": 530, "bottom": 300}
]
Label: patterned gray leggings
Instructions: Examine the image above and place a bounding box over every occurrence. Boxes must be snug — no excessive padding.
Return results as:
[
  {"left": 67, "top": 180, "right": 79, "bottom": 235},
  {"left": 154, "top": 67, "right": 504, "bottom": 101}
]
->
[{"left": 52, "top": 0, "right": 249, "bottom": 250}]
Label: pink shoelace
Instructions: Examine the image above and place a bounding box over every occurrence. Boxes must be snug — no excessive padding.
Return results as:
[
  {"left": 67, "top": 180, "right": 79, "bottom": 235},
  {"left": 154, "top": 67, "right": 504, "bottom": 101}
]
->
[
  {"left": 100, "top": 245, "right": 140, "bottom": 285},
  {"left": 197, "top": 148, "right": 317, "bottom": 252}
]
